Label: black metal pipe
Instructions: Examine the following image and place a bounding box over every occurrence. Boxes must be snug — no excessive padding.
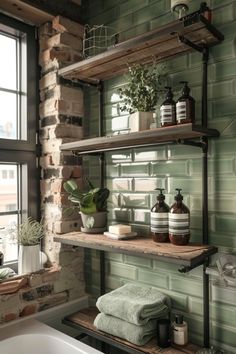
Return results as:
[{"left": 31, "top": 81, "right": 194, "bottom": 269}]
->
[
  {"left": 202, "top": 138, "right": 208, "bottom": 245},
  {"left": 202, "top": 47, "right": 209, "bottom": 127},
  {"left": 100, "top": 250, "right": 106, "bottom": 295},
  {"left": 98, "top": 81, "right": 106, "bottom": 296},
  {"left": 202, "top": 47, "right": 210, "bottom": 348},
  {"left": 203, "top": 259, "right": 210, "bottom": 348}
]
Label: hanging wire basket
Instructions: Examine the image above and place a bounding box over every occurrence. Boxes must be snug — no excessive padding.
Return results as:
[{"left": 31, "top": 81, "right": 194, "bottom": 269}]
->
[{"left": 83, "top": 24, "right": 119, "bottom": 58}]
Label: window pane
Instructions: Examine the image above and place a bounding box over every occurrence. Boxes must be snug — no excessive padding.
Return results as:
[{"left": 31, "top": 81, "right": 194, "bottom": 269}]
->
[
  {"left": 0, "top": 164, "right": 18, "bottom": 212},
  {"left": 0, "top": 214, "right": 18, "bottom": 263},
  {"left": 0, "top": 164, "right": 18, "bottom": 262},
  {"left": 0, "top": 91, "right": 17, "bottom": 139},
  {"left": 0, "top": 33, "right": 17, "bottom": 90}
]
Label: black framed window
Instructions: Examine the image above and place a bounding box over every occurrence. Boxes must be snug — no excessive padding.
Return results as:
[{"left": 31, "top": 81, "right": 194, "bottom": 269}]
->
[{"left": 0, "top": 13, "right": 38, "bottom": 266}]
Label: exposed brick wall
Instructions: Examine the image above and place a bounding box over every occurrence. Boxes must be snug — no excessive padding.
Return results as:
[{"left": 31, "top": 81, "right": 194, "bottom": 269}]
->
[
  {"left": 38, "top": 15, "right": 86, "bottom": 301},
  {"left": 0, "top": 267, "right": 70, "bottom": 322},
  {"left": 0, "top": 15, "right": 86, "bottom": 324}
]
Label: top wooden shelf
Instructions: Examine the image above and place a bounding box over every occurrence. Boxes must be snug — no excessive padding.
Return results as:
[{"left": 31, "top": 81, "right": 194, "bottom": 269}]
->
[
  {"left": 60, "top": 123, "right": 219, "bottom": 154},
  {"left": 58, "top": 14, "right": 224, "bottom": 83}
]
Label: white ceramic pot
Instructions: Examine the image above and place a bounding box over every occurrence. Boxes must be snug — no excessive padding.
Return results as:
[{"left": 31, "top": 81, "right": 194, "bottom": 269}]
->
[
  {"left": 129, "top": 111, "right": 154, "bottom": 132},
  {"left": 18, "top": 244, "right": 41, "bottom": 275}
]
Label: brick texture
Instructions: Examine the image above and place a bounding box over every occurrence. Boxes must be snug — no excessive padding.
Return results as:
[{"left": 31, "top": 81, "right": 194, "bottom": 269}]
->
[{"left": 36, "top": 13, "right": 86, "bottom": 326}]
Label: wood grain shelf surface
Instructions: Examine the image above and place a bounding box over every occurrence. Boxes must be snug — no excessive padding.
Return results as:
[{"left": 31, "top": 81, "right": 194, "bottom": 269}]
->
[
  {"left": 54, "top": 233, "right": 217, "bottom": 268},
  {"left": 63, "top": 307, "right": 200, "bottom": 354},
  {"left": 60, "top": 124, "right": 219, "bottom": 154},
  {"left": 58, "top": 15, "right": 223, "bottom": 83}
]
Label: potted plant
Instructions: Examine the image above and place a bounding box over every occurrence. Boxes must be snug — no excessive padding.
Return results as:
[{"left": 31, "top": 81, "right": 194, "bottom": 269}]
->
[
  {"left": 118, "top": 62, "right": 166, "bottom": 132},
  {"left": 63, "top": 179, "right": 110, "bottom": 233},
  {"left": 17, "top": 217, "right": 45, "bottom": 275}
]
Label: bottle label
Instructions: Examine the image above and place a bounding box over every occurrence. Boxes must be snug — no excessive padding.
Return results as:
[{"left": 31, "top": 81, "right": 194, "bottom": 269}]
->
[
  {"left": 151, "top": 212, "right": 168, "bottom": 233},
  {"left": 176, "top": 101, "right": 187, "bottom": 122},
  {"left": 160, "top": 105, "right": 175, "bottom": 124},
  {"left": 173, "top": 327, "right": 188, "bottom": 345},
  {"left": 169, "top": 213, "right": 189, "bottom": 235}
]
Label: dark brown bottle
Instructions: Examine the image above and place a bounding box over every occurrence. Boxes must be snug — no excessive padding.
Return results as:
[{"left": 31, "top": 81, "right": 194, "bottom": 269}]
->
[
  {"left": 200, "top": 2, "right": 212, "bottom": 23},
  {"left": 151, "top": 188, "right": 170, "bottom": 243},
  {"left": 160, "top": 87, "right": 176, "bottom": 127},
  {"left": 176, "top": 81, "right": 195, "bottom": 125},
  {"left": 169, "top": 189, "right": 190, "bottom": 245}
]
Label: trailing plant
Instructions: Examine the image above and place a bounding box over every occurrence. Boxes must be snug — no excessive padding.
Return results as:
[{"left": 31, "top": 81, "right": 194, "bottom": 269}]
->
[
  {"left": 17, "top": 217, "right": 45, "bottom": 246},
  {"left": 63, "top": 178, "right": 110, "bottom": 215},
  {"left": 118, "top": 62, "right": 166, "bottom": 114}
]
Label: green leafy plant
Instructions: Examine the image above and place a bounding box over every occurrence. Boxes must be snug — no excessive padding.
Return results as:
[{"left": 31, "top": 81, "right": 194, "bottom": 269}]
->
[
  {"left": 63, "top": 178, "right": 110, "bottom": 215},
  {"left": 17, "top": 217, "right": 45, "bottom": 246},
  {"left": 118, "top": 62, "right": 166, "bottom": 114}
]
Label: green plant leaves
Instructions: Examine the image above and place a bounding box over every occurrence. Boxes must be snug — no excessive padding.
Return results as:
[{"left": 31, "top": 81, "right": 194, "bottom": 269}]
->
[
  {"left": 18, "top": 217, "right": 44, "bottom": 246},
  {"left": 63, "top": 179, "right": 110, "bottom": 214},
  {"left": 118, "top": 62, "right": 167, "bottom": 114}
]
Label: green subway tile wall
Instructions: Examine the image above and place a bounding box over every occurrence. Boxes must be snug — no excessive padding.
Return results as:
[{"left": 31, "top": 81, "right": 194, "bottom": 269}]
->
[{"left": 83, "top": 0, "right": 236, "bottom": 352}]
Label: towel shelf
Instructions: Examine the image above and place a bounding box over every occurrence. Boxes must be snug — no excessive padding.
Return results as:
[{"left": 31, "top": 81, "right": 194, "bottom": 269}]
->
[
  {"left": 63, "top": 307, "right": 200, "bottom": 354},
  {"left": 54, "top": 233, "right": 217, "bottom": 272}
]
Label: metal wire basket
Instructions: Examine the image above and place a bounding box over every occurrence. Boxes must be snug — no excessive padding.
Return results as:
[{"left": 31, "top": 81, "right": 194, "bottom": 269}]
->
[{"left": 83, "top": 24, "right": 119, "bottom": 58}]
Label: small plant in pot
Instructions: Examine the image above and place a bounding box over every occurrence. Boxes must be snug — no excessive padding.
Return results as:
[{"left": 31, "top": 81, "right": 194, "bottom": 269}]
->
[
  {"left": 17, "top": 217, "right": 45, "bottom": 275},
  {"left": 118, "top": 62, "right": 166, "bottom": 132},
  {"left": 63, "top": 179, "right": 110, "bottom": 234}
]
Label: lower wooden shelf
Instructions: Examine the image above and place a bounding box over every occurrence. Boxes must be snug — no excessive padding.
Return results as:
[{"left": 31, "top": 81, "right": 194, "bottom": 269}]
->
[
  {"left": 54, "top": 233, "right": 217, "bottom": 270},
  {"left": 63, "top": 307, "right": 200, "bottom": 354}
]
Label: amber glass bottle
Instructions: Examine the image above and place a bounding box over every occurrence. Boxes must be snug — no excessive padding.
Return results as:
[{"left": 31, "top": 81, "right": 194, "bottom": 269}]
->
[
  {"left": 176, "top": 81, "right": 195, "bottom": 125},
  {"left": 160, "top": 87, "right": 176, "bottom": 127},
  {"left": 169, "top": 189, "right": 190, "bottom": 245},
  {"left": 200, "top": 2, "right": 212, "bottom": 22},
  {"left": 151, "top": 188, "right": 170, "bottom": 243}
]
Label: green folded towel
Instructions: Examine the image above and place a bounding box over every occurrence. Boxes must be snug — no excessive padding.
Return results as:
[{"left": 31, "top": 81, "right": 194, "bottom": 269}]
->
[
  {"left": 96, "top": 283, "right": 171, "bottom": 325},
  {"left": 94, "top": 313, "right": 157, "bottom": 346}
]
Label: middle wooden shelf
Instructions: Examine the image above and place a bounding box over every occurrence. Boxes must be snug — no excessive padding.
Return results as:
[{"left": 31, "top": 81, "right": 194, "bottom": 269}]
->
[
  {"left": 54, "top": 233, "right": 217, "bottom": 271},
  {"left": 60, "top": 123, "right": 219, "bottom": 154}
]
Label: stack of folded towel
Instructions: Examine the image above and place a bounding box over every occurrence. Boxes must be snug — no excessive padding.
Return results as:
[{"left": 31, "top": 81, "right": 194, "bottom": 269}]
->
[{"left": 94, "top": 283, "right": 171, "bottom": 346}]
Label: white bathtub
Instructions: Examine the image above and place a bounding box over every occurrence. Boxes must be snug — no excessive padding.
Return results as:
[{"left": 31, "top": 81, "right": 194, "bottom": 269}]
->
[{"left": 0, "top": 318, "right": 102, "bottom": 354}]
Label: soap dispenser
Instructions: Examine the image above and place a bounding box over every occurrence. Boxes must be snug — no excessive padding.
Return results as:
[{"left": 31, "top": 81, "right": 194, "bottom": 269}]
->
[
  {"left": 173, "top": 314, "right": 188, "bottom": 346},
  {"left": 200, "top": 2, "right": 212, "bottom": 22},
  {"left": 160, "top": 86, "right": 176, "bottom": 127},
  {"left": 176, "top": 81, "right": 195, "bottom": 125},
  {"left": 151, "top": 188, "right": 170, "bottom": 243},
  {"left": 169, "top": 189, "right": 190, "bottom": 245}
]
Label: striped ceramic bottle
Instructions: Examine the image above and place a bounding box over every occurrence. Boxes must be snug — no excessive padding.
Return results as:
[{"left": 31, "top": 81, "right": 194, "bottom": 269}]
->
[
  {"left": 169, "top": 189, "right": 190, "bottom": 245},
  {"left": 151, "top": 188, "right": 170, "bottom": 243}
]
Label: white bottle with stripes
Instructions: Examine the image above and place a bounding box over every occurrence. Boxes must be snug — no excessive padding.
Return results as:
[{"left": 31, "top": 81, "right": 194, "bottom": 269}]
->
[
  {"left": 169, "top": 189, "right": 190, "bottom": 245},
  {"left": 151, "top": 188, "right": 170, "bottom": 243}
]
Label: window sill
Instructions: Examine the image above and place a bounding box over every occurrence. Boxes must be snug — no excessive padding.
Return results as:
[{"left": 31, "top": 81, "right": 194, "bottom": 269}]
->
[{"left": 0, "top": 265, "right": 61, "bottom": 295}]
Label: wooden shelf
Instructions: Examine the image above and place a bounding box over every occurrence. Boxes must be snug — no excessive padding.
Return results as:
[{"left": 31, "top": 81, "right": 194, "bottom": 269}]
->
[
  {"left": 54, "top": 233, "right": 217, "bottom": 270},
  {"left": 63, "top": 307, "right": 200, "bottom": 354},
  {"left": 60, "top": 123, "right": 219, "bottom": 154},
  {"left": 58, "top": 14, "right": 223, "bottom": 83}
]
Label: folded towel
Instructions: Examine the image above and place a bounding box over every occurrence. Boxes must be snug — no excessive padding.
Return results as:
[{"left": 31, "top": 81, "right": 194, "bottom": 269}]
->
[
  {"left": 96, "top": 283, "right": 171, "bottom": 325},
  {"left": 94, "top": 313, "right": 157, "bottom": 346}
]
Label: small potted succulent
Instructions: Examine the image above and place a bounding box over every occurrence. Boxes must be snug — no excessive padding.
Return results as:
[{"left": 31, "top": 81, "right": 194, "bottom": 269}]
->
[
  {"left": 17, "top": 217, "right": 45, "bottom": 275},
  {"left": 63, "top": 179, "right": 110, "bottom": 233},
  {"left": 118, "top": 62, "right": 166, "bottom": 132}
]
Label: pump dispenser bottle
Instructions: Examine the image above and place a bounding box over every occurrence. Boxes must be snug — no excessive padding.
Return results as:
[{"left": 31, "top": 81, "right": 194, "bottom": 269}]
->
[
  {"left": 173, "top": 314, "right": 188, "bottom": 346},
  {"left": 160, "top": 87, "right": 176, "bottom": 127},
  {"left": 151, "top": 188, "right": 170, "bottom": 243},
  {"left": 176, "top": 81, "right": 195, "bottom": 124},
  {"left": 200, "top": 2, "right": 212, "bottom": 22},
  {"left": 169, "top": 189, "right": 190, "bottom": 245}
]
